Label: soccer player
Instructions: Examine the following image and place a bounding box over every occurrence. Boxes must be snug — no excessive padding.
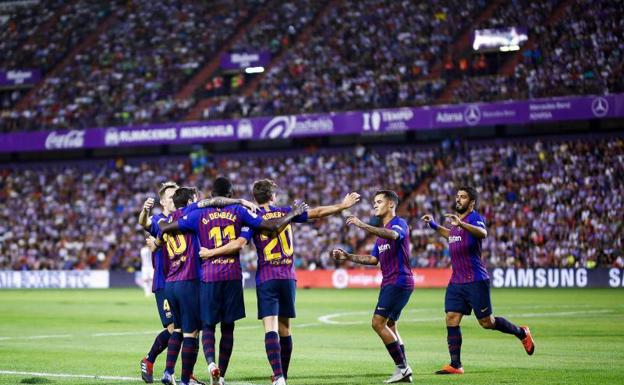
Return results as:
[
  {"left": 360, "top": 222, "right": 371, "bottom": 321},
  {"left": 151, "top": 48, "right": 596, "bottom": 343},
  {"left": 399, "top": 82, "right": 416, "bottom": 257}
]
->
[
  {"left": 139, "top": 182, "right": 255, "bottom": 384},
  {"left": 157, "top": 177, "right": 309, "bottom": 385},
  {"left": 331, "top": 190, "right": 413, "bottom": 384},
  {"left": 138, "top": 181, "right": 178, "bottom": 384},
  {"left": 151, "top": 187, "right": 258, "bottom": 385},
  {"left": 245, "top": 179, "right": 360, "bottom": 385},
  {"left": 421, "top": 186, "right": 535, "bottom": 375}
]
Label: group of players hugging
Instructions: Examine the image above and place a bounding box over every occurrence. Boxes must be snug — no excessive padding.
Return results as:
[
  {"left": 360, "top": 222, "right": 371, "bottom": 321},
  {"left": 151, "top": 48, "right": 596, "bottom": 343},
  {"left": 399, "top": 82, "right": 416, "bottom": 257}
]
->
[{"left": 138, "top": 178, "right": 534, "bottom": 385}]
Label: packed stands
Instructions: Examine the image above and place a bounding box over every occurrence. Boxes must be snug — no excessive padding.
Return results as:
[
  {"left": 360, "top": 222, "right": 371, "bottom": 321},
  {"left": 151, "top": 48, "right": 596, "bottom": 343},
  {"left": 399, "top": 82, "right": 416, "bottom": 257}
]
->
[{"left": 1, "top": 136, "right": 622, "bottom": 271}]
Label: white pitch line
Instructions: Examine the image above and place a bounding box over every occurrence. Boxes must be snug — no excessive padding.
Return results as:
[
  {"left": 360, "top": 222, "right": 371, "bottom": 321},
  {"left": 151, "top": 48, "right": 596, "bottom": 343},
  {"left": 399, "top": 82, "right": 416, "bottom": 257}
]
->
[
  {"left": 92, "top": 331, "right": 156, "bottom": 337},
  {"left": 0, "top": 334, "right": 73, "bottom": 341},
  {"left": 0, "top": 370, "right": 140, "bottom": 381},
  {"left": 317, "top": 309, "right": 615, "bottom": 325},
  {"left": 0, "top": 370, "right": 262, "bottom": 385}
]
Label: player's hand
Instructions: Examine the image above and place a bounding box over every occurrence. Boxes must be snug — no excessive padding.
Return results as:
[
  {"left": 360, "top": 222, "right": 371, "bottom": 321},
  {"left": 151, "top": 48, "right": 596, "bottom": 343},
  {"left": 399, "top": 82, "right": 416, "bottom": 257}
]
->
[
  {"left": 346, "top": 216, "right": 365, "bottom": 228},
  {"left": 330, "top": 248, "right": 348, "bottom": 261},
  {"left": 143, "top": 197, "right": 155, "bottom": 211},
  {"left": 341, "top": 192, "right": 361, "bottom": 209},
  {"left": 421, "top": 214, "right": 433, "bottom": 223},
  {"left": 241, "top": 199, "right": 259, "bottom": 213},
  {"left": 199, "top": 247, "right": 214, "bottom": 259},
  {"left": 146, "top": 236, "right": 158, "bottom": 252},
  {"left": 291, "top": 201, "right": 309, "bottom": 216},
  {"left": 444, "top": 213, "right": 461, "bottom": 227}
]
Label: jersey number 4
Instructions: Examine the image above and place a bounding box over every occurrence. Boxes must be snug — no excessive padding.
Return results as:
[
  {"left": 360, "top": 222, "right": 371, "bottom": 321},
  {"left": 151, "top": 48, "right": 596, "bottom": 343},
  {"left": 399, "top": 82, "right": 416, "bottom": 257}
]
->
[{"left": 260, "top": 224, "right": 294, "bottom": 261}]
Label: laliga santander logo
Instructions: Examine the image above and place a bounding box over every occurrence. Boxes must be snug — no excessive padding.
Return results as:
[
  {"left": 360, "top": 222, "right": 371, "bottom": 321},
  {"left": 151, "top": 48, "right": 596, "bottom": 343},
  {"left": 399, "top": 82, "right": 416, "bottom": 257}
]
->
[
  {"left": 463, "top": 105, "right": 482, "bottom": 126},
  {"left": 44, "top": 130, "right": 85, "bottom": 149},
  {"left": 332, "top": 268, "right": 349, "bottom": 289},
  {"left": 260, "top": 116, "right": 296, "bottom": 139}
]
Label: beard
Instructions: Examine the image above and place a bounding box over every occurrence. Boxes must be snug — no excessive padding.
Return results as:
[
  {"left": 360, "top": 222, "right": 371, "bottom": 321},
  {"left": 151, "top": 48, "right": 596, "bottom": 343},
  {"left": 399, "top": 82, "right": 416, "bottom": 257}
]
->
[{"left": 454, "top": 202, "right": 469, "bottom": 214}]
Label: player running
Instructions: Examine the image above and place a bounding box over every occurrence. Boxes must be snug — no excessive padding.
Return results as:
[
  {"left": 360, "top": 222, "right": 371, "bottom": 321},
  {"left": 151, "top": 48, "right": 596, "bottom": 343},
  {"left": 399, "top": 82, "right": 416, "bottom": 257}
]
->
[
  {"left": 157, "top": 178, "right": 309, "bottom": 385},
  {"left": 331, "top": 190, "right": 413, "bottom": 384},
  {"left": 421, "top": 186, "right": 535, "bottom": 375}
]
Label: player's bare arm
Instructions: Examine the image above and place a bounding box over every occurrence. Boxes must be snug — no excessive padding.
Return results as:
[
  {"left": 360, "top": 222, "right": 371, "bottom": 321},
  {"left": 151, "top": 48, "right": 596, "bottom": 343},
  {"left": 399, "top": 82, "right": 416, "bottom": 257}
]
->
[
  {"left": 199, "top": 237, "right": 248, "bottom": 259},
  {"left": 444, "top": 213, "right": 487, "bottom": 239},
  {"left": 330, "top": 248, "right": 379, "bottom": 266},
  {"left": 197, "top": 197, "right": 259, "bottom": 212},
  {"left": 257, "top": 201, "right": 309, "bottom": 232},
  {"left": 421, "top": 214, "right": 450, "bottom": 239},
  {"left": 346, "top": 216, "right": 399, "bottom": 240},
  {"left": 138, "top": 197, "right": 155, "bottom": 229},
  {"left": 307, "top": 192, "right": 361, "bottom": 219}
]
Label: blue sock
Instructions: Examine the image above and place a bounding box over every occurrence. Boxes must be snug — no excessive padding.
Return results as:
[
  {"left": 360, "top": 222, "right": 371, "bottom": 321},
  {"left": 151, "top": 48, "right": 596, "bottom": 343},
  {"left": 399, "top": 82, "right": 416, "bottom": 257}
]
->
[
  {"left": 385, "top": 341, "right": 406, "bottom": 368},
  {"left": 219, "top": 323, "right": 235, "bottom": 376},
  {"left": 147, "top": 329, "right": 171, "bottom": 363},
  {"left": 494, "top": 317, "right": 525, "bottom": 339},
  {"left": 280, "top": 335, "right": 293, "bottom": 379},
  {"left": 265, "top": 331, "right": 283, "bottom": 379},
  {"left": 181, "top": 337, "right": 198, "bottom": 384},
  {"left": 447, "top": 326, "right": 462, "bottom": 368}
]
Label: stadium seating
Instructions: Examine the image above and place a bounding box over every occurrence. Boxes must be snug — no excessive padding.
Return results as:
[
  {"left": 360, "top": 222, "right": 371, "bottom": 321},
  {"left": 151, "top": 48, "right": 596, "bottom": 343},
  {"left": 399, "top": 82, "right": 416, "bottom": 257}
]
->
[
  {"left": 1, "top": 136, "right": 621, "bottom": 271},
  {"left": 1, "top": 0, "right": 622, "bottom": 132}
]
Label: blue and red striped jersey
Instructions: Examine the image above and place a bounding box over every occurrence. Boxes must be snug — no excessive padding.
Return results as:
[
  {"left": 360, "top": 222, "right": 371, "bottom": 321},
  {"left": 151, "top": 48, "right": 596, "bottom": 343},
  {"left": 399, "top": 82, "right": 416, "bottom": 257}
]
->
[
  {"left": 448, "top": 210, "right": 489, "bottom": 284},
  {"left": 147, "top": 212, "right": 167, "bottom": 291},
  {"left": 371, "top": 216, "right": 414, "bottom": 290},
  {"left": 250, "top": 205, "right": 308, "bottom": 285},
  {"left": 178, "top": 204, "right": 261, "bottom": 282},
  {"left": 162, "top": 205, "right": 200, "bottom": 282}
]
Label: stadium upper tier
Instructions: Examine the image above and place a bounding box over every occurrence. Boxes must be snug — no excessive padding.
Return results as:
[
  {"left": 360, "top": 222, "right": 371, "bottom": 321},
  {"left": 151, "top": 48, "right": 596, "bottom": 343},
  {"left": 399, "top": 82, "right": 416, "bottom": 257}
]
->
[
  {"left": 0, "top": 0, "right": 622, "bottom": 133},
  {"left": 0, "top": 135, "right": 621, "bottom": 271}
]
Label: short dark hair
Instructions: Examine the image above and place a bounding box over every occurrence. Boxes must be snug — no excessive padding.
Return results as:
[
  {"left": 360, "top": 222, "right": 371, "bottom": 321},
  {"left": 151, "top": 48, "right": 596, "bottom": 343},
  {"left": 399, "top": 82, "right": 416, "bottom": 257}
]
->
[
  {"left": 253, "top": 179, "right": 277, "bottom": 204},
  {"left": 374, "top": 190, "right": 399, "bottom": 207},
  {"left": 212, "top": 176, "right": 233, "bottom": 198},
  {"left": 458, "top": 186, "right": 478, "bottom": 206},
  {"left": 158, "top": 181, "right": 178, "bottom": 198},
  {"left": 172, "top": 186, "right": 197, "bottom": 209}
]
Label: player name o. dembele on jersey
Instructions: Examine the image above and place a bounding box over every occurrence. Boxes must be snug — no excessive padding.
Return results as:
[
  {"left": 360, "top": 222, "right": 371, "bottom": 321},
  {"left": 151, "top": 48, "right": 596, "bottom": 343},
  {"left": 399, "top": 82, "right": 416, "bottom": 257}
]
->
[
  {"left": 448, "top": 210, "right": 490, "bottom": 284},
  {"left": 178, "top": 204, "right": 261, "bottom": 282},
  {"left": 161, "top": 206, "right": 200, "bottom": 282},
  {"left": 371, "top": 216, "right": 414, "bottom": 290},
  {"left": 251, "top": 206, "right": 308, "bottom": 285}
]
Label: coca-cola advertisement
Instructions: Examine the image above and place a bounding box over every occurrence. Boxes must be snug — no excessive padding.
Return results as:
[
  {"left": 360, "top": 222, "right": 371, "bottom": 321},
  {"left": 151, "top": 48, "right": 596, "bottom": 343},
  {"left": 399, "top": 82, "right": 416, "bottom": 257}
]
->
[{"left": 44, "top": 130, "right": 86, "bottom": 150}]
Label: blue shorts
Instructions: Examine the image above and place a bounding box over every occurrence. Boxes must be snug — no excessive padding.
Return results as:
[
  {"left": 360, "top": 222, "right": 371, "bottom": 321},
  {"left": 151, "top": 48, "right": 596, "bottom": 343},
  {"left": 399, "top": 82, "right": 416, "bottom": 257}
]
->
[
  {"left": 155, "top": 289, "right": 174, "bottom": 328},
  {"left": 199, "top": 280, "right": 245, "bottom": 325},
  {"left": 165, "top": 280, "right": 200, "bottom": 333},
  {"left": 256, "top": 279, "right": 296, "bottom": 319},
  {"left": 445, "top": 279, "right": 493, "bottom": 319},
  {"left": 374, "top": 284, "right": 412, "bottom": 321}
]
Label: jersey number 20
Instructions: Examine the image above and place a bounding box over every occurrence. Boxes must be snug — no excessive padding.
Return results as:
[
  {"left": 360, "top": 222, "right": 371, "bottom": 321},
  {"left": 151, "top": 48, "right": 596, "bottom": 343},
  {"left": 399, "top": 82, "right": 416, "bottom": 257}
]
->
[{"left": 261, "top": 224, "right": 294, "bottom": 261}]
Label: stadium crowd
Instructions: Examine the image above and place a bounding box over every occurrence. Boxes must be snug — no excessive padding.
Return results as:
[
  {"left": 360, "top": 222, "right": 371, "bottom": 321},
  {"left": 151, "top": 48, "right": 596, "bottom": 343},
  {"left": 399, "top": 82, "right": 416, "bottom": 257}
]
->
[
  {"left": 0, "top": 146, "right": 434, "bottom": 272},
  {"left": 407, "top": 137, "right": 624, "bottom": 270},
  {"left": 452, "top": 0, "right": 624, "bottom": 103},
  {"left": 1, "top": 0, "right": 262, "bottom": 132},
  {"left": 1, "top": 0, "right": 622, "bottom": 131},
  {"left": 1, "top": 137, "right": 622, "bottom": 272}
]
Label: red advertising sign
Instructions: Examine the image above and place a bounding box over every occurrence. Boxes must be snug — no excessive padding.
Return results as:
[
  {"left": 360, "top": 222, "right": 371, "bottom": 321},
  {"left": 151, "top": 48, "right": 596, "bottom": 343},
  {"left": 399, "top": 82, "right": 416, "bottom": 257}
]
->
[{"left": 296, "top": 269, "right": 452, "bottom": 289}]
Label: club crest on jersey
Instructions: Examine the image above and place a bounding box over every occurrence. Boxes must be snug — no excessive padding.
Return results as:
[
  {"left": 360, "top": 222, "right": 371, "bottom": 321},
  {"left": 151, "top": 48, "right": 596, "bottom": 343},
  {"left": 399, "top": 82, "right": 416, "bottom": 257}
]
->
[{"left": 379, "top": 244, "right": 391, "bottom": 253}]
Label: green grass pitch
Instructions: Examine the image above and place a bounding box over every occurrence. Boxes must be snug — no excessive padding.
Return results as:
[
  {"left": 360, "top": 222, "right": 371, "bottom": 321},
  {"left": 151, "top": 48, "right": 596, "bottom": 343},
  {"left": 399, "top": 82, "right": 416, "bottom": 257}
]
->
[{"left": 0, "top": 288, "right": 622, "bottom": 385}]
